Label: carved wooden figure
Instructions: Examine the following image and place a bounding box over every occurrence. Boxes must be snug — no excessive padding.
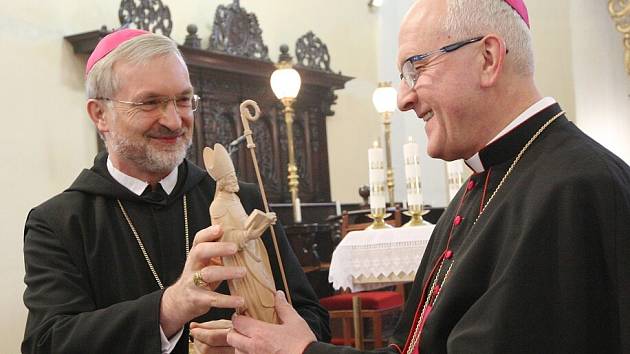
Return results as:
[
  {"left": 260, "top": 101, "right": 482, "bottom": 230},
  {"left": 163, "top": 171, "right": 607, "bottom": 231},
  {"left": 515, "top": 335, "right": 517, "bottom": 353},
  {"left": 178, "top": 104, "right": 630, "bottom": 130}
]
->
[{"left": 203, "top": 143, "right": 279, "bottom": 323}]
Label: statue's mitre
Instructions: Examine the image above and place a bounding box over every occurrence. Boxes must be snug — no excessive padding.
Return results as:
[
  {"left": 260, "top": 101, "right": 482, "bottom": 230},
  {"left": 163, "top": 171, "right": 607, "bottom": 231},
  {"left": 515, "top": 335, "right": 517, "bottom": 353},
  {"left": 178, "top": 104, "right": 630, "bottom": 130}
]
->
[{"left": 203, "top": 143, "right": 235, "bottom": 181}]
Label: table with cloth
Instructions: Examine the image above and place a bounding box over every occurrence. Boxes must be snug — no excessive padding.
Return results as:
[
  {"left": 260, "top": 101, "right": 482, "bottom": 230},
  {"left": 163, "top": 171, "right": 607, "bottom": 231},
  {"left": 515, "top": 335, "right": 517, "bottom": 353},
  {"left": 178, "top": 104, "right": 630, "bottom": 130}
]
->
[{"left": 328, "top": 224, "right": 434, "bottom": 292}]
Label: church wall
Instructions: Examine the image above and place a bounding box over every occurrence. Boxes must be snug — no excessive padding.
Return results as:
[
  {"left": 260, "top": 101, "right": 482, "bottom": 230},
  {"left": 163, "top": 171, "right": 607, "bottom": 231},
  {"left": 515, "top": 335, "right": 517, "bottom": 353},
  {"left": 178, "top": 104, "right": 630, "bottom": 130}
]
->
[
  {"left": 528, "top": 0, "right": 577, "bottom": 123},
  {"left": 570, "top": 0, "right": 630, "bottom": 163}
]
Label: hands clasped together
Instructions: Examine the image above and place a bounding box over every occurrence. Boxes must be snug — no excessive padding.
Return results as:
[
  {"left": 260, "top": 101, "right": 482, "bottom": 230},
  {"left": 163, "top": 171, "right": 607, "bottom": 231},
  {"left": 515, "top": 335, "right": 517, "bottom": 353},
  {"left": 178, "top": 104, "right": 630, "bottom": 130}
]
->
[{"left": 159, "top": 225, "right": 316, "bottom": 354}]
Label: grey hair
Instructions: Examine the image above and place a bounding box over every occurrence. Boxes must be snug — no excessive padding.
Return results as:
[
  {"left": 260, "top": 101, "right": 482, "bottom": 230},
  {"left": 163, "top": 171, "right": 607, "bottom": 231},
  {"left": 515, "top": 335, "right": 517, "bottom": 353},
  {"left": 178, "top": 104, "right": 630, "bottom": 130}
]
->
[
  {"left": 85, "top": 32, "right": 184, "bottom": 99},
  {"left": 444, "top": 0, "right": 534, "bottom": 75}
]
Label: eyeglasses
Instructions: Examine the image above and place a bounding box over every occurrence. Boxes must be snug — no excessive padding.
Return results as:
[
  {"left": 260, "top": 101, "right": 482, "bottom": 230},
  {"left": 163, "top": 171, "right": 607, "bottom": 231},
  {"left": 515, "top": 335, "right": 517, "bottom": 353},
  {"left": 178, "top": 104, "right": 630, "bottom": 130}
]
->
[
  {"left": 400, "top": 36, "right": 484, "bottom": 88},
  {"left": 97, "top": 94, "right": 200, "bottom": 114}
]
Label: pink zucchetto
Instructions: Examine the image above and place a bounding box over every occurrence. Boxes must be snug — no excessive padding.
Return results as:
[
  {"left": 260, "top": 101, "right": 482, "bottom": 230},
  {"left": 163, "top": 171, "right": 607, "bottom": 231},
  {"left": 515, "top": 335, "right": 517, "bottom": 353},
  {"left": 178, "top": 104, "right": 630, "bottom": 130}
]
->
[
  {"left": 504, "top": 0, "right": 530, "bottom": 28},
  {"left": 85, "top": 28, "right": 150, "bottom": 76}
]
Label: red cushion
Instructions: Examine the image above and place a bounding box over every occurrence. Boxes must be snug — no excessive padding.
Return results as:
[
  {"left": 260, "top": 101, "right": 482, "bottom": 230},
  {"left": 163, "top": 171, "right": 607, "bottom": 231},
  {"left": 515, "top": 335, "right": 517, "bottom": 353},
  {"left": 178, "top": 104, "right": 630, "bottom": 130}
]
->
[{"left": 320, "top": 291, "right": 403, "bottom": 311}]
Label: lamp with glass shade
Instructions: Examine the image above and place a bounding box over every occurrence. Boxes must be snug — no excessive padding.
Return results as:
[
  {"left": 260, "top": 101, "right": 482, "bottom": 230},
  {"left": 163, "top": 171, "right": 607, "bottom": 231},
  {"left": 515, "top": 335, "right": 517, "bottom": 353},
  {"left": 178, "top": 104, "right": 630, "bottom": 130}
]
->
[{"left": 270, "top": 44, "right": 302, "bottom": 221}]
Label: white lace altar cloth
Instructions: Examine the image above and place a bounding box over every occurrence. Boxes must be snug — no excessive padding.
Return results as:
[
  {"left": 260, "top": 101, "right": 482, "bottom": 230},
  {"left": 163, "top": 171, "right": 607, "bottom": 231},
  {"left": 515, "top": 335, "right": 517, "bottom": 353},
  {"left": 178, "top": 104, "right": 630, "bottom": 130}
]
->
[{"left": 329, "top": 224, "right": 434, "bottom": 292}]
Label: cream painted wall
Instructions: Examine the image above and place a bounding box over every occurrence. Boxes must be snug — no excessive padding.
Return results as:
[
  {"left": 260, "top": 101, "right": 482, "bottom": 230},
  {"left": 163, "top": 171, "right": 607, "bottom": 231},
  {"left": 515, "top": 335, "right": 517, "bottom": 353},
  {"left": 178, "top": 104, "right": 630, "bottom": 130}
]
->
[
  {"left": 0, "top": 1, "right": 377, "bottom": 352},
  {"left": 570, "top": 0, "right": 630, "bottom": 163},
  {"left": 528, "top": 0, "right": 576, "bottom": 121}
]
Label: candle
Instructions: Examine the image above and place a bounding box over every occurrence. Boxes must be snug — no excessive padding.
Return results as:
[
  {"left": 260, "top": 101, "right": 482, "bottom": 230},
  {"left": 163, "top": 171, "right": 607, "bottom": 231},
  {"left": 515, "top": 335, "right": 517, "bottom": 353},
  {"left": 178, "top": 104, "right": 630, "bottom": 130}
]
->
[
  {"left": 403, "top": 136, "right": 423, "bottom": 208},
  {"left": 368, "top": 141, "right": 386, "bottom": 211},
  {"left": 446, "top": 161, "right": 464, "bottom": 201},
  {"left": 294, "top": 197, "right": 302, "bottom": 223},
  {"left": 335, "top": 200, "right": 341, "bottom": 216}
]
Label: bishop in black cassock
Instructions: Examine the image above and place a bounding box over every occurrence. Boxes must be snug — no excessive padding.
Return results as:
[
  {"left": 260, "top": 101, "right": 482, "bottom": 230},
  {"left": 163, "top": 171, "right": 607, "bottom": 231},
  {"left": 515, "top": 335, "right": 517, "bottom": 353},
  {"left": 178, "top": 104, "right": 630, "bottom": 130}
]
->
[{"left": 305, "top": 103, "right": 630, "bottom": 353}]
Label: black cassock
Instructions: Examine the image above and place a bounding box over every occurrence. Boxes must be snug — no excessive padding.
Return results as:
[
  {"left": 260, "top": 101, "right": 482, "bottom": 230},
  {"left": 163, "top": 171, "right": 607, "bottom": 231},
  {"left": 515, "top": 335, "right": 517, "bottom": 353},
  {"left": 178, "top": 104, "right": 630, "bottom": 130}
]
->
[
  {"left": 22, "top": 153, "right": 330, "bottom": 354},
  {"left": 307, "top": 103, "right": 630, "bottom": 354}
]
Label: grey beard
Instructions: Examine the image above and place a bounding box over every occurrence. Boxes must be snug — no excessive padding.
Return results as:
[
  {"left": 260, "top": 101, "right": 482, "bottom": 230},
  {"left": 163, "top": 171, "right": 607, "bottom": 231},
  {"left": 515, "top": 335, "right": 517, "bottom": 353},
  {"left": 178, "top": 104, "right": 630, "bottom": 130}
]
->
[{"left": 107, "top": 130, "right": 191, "bottom": 174}]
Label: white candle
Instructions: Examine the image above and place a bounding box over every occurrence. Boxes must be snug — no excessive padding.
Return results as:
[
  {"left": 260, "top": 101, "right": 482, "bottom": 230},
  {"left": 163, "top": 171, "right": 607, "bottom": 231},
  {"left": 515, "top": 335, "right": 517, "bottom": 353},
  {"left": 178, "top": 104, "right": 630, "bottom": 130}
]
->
[
  {"left": 403, "top": 137, "right": 423, "bottom": 208},
  {"left": 335, "top": 200, "right": 341, "bottom": 216},
  {"left": 294, "top": 197, "right": 302, "bottom": 223},
  {"left": 446, "top": 160, "right": 465, "bottom": 201},
  {"left": 368, "top": 142, "right": 386, "bottom": 210}
]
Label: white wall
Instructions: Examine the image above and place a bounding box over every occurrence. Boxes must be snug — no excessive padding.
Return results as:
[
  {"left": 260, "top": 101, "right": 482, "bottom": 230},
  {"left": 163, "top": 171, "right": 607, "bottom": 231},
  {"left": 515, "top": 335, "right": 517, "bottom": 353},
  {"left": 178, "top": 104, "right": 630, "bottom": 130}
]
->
[
  {"left": 528, "top": 0, "right": 576, "bottom": 122},
  {"left": 570, "top": 0, "right": 630, "bottom": 163}
]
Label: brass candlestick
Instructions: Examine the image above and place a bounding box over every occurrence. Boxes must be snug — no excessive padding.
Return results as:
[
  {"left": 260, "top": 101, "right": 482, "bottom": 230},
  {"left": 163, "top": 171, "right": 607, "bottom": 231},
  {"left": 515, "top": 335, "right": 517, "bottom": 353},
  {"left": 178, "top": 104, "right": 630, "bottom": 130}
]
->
[
  {"left": 403, "top": 204, "right": 430, "bottom": 227},
  {"left": 282, "top": 97, "right": 299, "bottom": 204},
  {"left": 367, "top": 207, "right": 393, "bottom": 229},
  {"left": 270, "top": 45, "right": 302, "bottom": 206},
  {"left": 382, "top": 111, "right": 395, "bottom": 206}
]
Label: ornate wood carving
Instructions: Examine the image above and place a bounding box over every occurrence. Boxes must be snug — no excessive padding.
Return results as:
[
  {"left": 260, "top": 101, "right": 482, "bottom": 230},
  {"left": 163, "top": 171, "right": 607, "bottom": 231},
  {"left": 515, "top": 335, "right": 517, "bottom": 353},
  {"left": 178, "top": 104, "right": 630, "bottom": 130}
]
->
[
  {"left": 608, "top": 0, "right": 630, "bottom": 74},
  {"left": 118, "top": 0, "right": 173, "bottom": 37},
  {"left": 208, "top": 0, "right": 270, "bottom": 61},
  {"left": 183, "top": 52, "right": 351, "bottom": 203},
  {"left": 295, "top": 31, "right": 332, "bottom": 72},
  {"left": 183, "top": 24, "right": 202, "bottom": 49}
]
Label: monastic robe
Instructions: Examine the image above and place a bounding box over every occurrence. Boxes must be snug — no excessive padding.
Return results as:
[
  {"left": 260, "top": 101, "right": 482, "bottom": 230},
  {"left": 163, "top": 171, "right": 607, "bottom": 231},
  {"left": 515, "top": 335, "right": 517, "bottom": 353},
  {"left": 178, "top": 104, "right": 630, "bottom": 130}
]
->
[
  {"left": 22, "top": 152, "right": 330, "bottom": 354},
  {"left": 306, "top": 103, "right": 630, "bottom": 354}
]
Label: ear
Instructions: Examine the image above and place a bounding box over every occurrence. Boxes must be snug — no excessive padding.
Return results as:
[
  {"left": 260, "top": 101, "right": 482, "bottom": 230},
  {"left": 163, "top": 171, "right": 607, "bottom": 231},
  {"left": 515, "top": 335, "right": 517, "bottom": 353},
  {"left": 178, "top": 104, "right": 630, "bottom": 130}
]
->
[
  {"left": 203, "top": 146, "right": 215, "bottom": 174},
  {"left": 479, "top": 34, "right": 506, "bottom": 88},
  {"left": 87, "top": 99, "right": 110, "bottom": 134}
]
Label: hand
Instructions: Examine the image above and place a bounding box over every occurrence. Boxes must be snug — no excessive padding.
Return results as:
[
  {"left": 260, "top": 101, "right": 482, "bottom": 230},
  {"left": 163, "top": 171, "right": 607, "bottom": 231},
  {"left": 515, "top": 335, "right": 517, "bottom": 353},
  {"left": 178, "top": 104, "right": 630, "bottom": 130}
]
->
[
  {"left": 160, "top": 225, "right": 247, "bottom": 337},
  {"left": 266, "top": 212, "right": 277, "bottom": 225},
  {"left": 227, "top": 291, "right": 316, "bottom": 354},
  {"left": 190, "top": 320, "right": 234, "bottom": 354}
]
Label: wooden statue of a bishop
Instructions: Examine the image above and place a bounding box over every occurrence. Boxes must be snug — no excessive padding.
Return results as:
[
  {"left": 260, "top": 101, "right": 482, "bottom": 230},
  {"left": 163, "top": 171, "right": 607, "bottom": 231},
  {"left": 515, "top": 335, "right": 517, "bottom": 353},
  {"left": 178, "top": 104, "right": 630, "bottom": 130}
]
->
[{"left": 203, "top": 143, "right": 279, "bottom": 324}]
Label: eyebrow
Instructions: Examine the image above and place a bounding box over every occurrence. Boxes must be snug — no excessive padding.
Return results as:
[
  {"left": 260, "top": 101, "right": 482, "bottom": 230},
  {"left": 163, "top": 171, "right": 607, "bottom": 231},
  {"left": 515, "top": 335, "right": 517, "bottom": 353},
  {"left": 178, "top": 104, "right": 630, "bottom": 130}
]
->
[{"left": 133, "top": 87, "right": 194, "bottom": 100}]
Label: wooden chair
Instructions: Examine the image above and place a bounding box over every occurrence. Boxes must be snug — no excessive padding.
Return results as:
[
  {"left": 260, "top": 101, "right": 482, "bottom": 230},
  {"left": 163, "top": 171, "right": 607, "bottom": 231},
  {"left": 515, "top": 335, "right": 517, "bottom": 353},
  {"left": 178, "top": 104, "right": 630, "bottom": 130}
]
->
[{"left": 320, "top": 207, "right": 404, "bottom": 349}]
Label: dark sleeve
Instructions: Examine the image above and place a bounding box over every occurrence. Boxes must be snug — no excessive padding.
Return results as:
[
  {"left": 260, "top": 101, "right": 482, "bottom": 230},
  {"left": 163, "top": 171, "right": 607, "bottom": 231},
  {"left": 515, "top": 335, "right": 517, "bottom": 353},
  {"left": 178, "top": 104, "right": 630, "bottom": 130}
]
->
[
  {"left": 304, "top": 341, "right": 398, "bottom": 354},
  {"left": 268, "top": 220, "right": 331, "bottom": 341},
  {"left": 239, "top": 183, "right": 331, "bottom": 342},
  {"left": 21, "top": 208, "right": 164, "bottom": 354}
]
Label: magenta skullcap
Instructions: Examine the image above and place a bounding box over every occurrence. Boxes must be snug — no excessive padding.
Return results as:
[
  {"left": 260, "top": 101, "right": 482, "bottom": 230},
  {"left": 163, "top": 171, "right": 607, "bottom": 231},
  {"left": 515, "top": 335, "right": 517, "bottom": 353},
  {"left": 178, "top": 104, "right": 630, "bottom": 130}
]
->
[
  {"left": 85, "top": 28, "right": 150, "bottom": 76},
  {"left": 504, "top": 0, "right": 530, "bottom": 28}
]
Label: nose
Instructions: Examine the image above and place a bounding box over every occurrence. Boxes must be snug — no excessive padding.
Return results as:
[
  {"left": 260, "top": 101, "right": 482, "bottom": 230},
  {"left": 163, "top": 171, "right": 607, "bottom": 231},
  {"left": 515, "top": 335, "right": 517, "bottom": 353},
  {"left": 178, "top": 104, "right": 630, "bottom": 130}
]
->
[
  {"left": 158, "top": 99, "right": 183, "bottom": 130},
  {"left": 397, "top": 81, "right": 418, "bottom": 112}
]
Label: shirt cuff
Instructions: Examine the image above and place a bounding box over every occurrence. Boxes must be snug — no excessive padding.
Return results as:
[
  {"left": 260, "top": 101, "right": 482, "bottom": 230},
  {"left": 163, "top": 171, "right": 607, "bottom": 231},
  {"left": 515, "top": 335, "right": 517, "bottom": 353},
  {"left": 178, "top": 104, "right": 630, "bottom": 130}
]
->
[{"left": 160, "top": 325, "right": 184, "bottom": 354}]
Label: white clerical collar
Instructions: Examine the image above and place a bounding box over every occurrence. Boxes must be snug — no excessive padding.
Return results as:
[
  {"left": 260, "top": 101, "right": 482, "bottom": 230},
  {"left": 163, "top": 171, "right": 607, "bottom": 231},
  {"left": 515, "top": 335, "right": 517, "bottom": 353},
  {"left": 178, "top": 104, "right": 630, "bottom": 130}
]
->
[
  {"left": 465, "top": 97, "right": 557, "bottom": 173},
  {"left": 106, "top": 157, "right": 178, "bottom": 196}
]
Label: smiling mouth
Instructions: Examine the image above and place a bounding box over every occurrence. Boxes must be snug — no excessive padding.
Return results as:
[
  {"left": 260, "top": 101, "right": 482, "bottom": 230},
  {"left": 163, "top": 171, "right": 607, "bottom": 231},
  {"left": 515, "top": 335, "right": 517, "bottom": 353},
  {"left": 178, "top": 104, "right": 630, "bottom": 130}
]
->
[
  {"left": 420, "top": 111, "right": 434, "bottom": 122},
  {"left": 151, "top": 134, "right": 183, "bottom": 144}
]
